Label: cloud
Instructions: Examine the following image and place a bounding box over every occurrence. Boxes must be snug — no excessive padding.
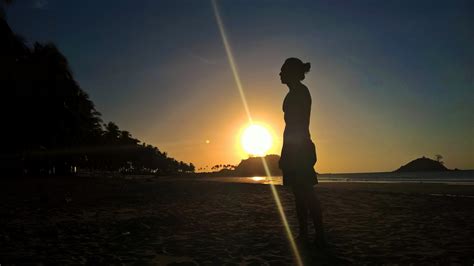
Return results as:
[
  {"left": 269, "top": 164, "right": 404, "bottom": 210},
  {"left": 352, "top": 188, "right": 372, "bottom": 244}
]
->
[{"left": 32, "top": 0, "right": 48, "bottom": 10}]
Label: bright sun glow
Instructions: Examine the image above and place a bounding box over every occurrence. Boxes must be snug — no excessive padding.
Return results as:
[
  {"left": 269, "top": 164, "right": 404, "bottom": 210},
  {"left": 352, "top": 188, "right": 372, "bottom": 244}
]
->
[{"left": 241, "top": 124, "right": 273, "bottom": 156}]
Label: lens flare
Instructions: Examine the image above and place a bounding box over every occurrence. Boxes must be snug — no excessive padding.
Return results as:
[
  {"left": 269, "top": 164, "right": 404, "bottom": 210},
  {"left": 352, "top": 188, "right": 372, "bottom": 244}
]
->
[
  {"left": 212, "top": 1, "right": 303, "bottom": 265},
  {"left": 211, "top": 0, "right": 252, "bottom": 122}
]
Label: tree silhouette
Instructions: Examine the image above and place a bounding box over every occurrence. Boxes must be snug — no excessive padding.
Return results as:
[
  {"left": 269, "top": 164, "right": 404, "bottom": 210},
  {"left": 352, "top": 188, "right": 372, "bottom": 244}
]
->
[
  {"left": 104, "top": 122, "right": 121, "bottom": 143},
  {"left": 0, "top": 11, "right": 195, "bottom": 176}
]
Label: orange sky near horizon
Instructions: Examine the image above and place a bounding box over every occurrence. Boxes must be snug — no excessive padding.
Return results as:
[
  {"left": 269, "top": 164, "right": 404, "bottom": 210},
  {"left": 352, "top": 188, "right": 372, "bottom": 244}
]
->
[{"left": 130, "top": 53, "right": 473, "bottom": 174}]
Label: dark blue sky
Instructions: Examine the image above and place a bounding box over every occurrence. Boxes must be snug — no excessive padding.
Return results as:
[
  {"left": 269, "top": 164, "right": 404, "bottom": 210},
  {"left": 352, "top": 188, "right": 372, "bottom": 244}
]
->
[{"left": 6, "top": 0, "right": 474, "bottom": 172}]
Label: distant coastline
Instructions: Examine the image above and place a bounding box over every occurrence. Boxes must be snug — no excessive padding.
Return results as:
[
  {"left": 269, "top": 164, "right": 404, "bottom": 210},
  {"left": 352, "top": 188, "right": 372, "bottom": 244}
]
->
[{"left": 196, "top": 155, "right": 467, "bottom": 179}]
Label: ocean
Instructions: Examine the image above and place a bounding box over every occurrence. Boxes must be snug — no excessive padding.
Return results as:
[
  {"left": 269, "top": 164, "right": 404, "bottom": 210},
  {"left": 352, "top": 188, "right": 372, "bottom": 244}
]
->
[{"left": 199, "top": 170, "right": 474, "bottom": 185}]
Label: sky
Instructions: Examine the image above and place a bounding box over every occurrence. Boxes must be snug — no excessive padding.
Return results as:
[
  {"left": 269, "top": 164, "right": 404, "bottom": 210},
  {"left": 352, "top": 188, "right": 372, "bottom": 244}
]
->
[{"left": 6, "top": 0, "right": 474, "bottom": 173}]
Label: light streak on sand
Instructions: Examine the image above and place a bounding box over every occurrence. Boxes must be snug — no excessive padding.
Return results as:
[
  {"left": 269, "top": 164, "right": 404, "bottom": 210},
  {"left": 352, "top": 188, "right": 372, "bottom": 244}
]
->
[{"left": 211, "top": 1, "right": 304, "bottom": 265}]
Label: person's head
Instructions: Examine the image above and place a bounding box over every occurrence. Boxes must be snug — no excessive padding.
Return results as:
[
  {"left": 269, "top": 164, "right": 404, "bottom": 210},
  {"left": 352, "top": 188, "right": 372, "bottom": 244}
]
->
[{"left": 279, "top": 57, "right": 311, "bottom": 85}]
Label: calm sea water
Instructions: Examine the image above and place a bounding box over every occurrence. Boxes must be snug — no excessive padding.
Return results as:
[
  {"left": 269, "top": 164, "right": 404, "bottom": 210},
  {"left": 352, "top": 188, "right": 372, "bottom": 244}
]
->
[{"left": 200, "top": 170, "right": 474, "bottom": 185}]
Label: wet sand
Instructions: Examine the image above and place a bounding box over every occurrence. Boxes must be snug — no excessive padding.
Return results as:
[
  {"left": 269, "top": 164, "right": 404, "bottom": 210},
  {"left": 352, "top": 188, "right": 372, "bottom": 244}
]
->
[{"left": 0, "top": 176, "right": 473, "bottom": 265}]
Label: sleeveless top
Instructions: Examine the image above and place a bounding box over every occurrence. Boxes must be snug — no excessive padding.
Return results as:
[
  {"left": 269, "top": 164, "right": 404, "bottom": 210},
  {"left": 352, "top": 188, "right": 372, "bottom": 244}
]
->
[{"left": 279, "top": 84, "right": 317, "bottom": 186}]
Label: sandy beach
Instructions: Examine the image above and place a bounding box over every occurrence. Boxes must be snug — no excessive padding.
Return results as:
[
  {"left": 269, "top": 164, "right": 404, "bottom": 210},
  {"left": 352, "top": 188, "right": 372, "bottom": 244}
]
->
[{"left": 0, "top": 176, "right": 473, "bottom": 265}]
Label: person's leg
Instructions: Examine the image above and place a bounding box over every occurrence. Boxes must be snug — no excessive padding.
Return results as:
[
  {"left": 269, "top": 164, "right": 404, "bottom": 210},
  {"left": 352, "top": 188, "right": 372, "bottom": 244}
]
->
[
  {"left": 292, "top": 185, "right": 308, "bottom": 238},
  {"left": 303, "top": 185, "right": 324, "bottom": 243}
]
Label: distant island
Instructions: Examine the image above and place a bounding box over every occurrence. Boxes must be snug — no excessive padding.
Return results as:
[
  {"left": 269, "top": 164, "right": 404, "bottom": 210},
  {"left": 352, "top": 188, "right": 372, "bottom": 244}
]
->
[
  {"left": 395, "top": 156, "right": 450, "bottom": 172},
  {"left": 201, "top": 154, "right": 283, "bottom": 177}
]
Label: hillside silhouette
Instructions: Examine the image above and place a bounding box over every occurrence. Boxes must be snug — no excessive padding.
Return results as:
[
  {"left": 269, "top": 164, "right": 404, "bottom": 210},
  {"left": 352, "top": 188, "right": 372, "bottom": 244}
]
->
[
  {"left": 0, "top": 10, "right": 194, "bottom": 176},
  {"left": 204, "top": 155, "right": 283, "bottom": 177},
  {"left": 235, "top": 154, "right": 283, "bottom": 176},
  {"left": 395, "top": 156, "right": 449, "bottom": 172}
]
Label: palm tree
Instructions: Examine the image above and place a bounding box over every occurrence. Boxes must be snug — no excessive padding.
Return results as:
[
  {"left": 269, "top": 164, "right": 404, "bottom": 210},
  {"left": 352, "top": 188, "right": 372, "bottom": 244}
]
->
[{"left": 104, "top": 122, "right": 121, "bottom": 142}]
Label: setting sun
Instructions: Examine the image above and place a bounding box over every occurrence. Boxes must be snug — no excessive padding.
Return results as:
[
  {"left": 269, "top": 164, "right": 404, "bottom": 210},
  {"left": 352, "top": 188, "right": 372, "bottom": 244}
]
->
[{"left": 241, "top": 124, "right": 273, "bottom": 156}]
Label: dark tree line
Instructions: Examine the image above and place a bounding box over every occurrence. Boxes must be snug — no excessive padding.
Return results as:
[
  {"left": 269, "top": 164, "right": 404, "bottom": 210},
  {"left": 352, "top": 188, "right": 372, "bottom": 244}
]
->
[
  {"left": 210, "top": 164, "right": 236, "bottom": 171},
  {"left": 0, "top": 7, "right": 194, "bottom": 176}
]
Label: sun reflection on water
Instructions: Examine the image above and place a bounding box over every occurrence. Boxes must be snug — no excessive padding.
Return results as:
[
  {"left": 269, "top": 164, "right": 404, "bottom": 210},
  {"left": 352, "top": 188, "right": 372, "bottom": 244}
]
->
[{"left": 250, "top": 176, "right": 265, "bottom": 181}]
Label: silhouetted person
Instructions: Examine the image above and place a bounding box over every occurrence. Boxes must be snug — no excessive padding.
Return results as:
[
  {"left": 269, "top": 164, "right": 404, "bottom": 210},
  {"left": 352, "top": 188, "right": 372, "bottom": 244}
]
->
[{"left": 278, "top": 58, "right": 324, "bottom": 245}]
